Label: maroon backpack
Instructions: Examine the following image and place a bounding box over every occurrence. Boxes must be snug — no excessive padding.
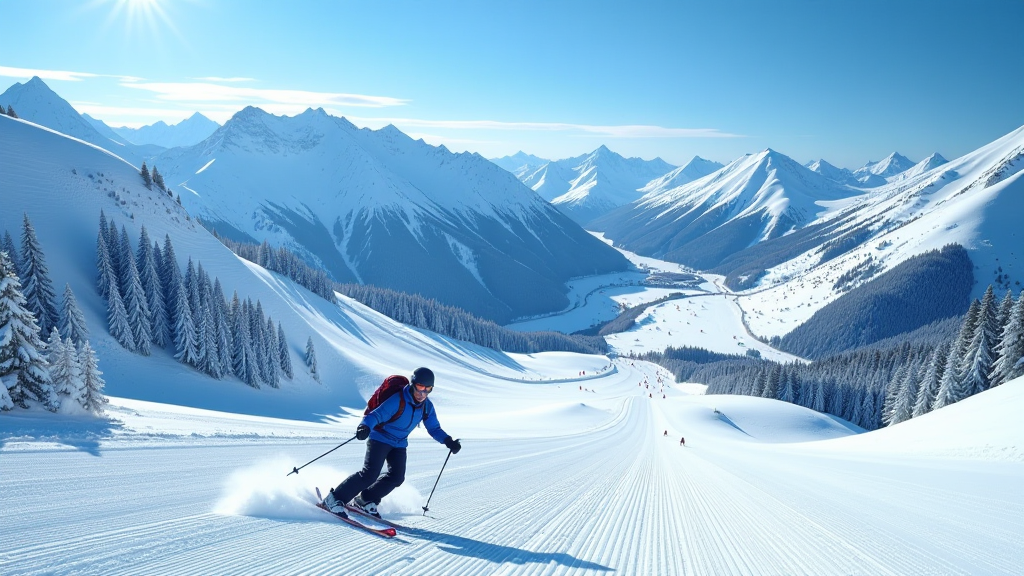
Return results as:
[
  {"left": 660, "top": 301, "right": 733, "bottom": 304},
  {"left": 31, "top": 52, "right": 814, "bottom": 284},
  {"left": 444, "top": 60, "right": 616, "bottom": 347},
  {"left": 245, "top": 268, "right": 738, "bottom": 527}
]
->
[{"left": 365, "top": 375, "right": 422, "bottom": 431}]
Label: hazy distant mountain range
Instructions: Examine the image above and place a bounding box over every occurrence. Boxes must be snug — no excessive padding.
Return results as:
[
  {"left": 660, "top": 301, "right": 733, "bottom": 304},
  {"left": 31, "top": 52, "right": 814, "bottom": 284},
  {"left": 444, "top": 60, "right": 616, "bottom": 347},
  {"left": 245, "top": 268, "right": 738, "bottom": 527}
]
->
[{"left": 110, "top": 112, "right": 221, "bottom": 148}]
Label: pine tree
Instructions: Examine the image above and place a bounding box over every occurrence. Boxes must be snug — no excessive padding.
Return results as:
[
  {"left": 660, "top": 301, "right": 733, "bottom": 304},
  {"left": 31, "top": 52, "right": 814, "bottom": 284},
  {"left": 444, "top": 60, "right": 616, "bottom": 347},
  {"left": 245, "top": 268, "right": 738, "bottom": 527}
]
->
[
  {"left": 106, "top": 274, "right": 135, "bottom": 351},
  {"left": 7, "top": 105, "right": 18, "bottom": 118},
  {"left": 151, "top": 165, "right": 166, "bottom": 191},
  {"left": 47, "top": 329, "right": 86, "bottom": 411},
  {"left": 779, "top": 367, "right": 796, "bottom": 403},
  {"left": 96, "top": 229, "right": 115, "bottom": 300},
  {"left": 2, "top": 231, "right": 20, "bottom": 273},
  {"left": 59, "top": 283, "right": 89, "bottom": 345},
  {"left": 213, "top": 279, "right": 233, "bottom": 378},
  {"left": 934, "top": 299, "right": 981, "bottom": 408},
  {"left": 913, "top": 342, "right": 947, "bottom": 417},
  {"left": 172, "top": 271, "right": 199, "bottom": 366},
  {"left": 264, "top": 316, "right": 280, "bottom": 388},
  {"left": 161, "top": 235, "right": 183, "bottom": 344},
  {"left": 19, "top": 214, "right": 59, "bottom": 335},
  {"left": 78, "top": 341, "right": 108, "bottom": 415},
  {"left": 306, "top": 337, "right": 320, "bottom": 383},
  {"left": 992, "top": 291, "right": 1024, "bottom": 386},
  {"left": 889, "top": 359, "right": 920, "bottom": 425},
  {"left": 278, "top": 321, "right": 293, "bottom": 379},
  {"left": 136, "top": 228, "right": 169, "bottom": 348},
  {"left": 959, "top": 286, "right": 998, "bottom": 397},
  {"left": 119, "top": 228, "right": 151, "bottom": 355},
  {"left": 140, "top": 162, "right": 152, "bottom": 189},
  {"left": 0, "top": 252, "right": 58, "bottom": 411},
  {"left": 811, "top": 378, "right": 826, "bottom": 412},
  {"left": 230, "top": 293, "right": 259, "bottom": 388}
]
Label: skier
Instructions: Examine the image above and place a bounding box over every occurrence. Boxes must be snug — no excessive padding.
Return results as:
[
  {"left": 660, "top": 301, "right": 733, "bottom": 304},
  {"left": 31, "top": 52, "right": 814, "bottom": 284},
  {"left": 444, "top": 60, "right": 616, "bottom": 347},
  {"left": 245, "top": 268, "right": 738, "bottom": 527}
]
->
[
  {"left": 680, "top": 437, "right": 685, "bottom": 447},
  {"left": 663, "top": 430, "right": 668, "bottom": 436},
  {"left": 322, "top": 367, "right": 461, "bottom": 518}
]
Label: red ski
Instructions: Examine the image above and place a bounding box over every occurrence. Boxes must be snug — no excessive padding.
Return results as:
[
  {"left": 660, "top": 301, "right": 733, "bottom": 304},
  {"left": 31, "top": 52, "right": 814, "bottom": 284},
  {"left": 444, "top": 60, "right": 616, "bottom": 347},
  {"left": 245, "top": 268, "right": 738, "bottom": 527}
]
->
[
  {"left": 344, "top": 503, "right": 405, "bottom": 530},
  {"left": 315, "top": 488, "right": 397, "bottom": 538}
]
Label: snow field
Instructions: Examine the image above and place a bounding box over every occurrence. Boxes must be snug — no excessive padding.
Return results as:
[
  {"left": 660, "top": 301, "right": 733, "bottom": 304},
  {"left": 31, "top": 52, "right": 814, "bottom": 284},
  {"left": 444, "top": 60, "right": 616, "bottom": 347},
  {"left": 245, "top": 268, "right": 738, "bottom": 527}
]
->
[{"left": 3, "top": 364, "right": 1022, "bottom": 575}]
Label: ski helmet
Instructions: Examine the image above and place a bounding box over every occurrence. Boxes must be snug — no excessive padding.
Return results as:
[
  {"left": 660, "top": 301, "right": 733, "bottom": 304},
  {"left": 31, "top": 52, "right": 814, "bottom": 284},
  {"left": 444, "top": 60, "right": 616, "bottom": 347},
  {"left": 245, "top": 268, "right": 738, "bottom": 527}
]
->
[{"left": 411, "top": 367, "right": 435, "bottom": 387}]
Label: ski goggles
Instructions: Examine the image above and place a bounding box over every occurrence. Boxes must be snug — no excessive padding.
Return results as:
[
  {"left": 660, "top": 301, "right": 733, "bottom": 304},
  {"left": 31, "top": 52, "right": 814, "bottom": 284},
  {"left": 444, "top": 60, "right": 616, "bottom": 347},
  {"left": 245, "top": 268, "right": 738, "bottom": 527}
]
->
[{"left": 412, "top": 383, "right": 433, "bottom": 394}]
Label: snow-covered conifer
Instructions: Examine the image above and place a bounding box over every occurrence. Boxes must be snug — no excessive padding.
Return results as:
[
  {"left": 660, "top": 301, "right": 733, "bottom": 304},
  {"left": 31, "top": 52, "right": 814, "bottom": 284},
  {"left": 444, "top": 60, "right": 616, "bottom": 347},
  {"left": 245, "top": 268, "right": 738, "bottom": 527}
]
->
[
  {"left": 7, "top": 105, "right": 18, "bottom": 118},
  {"left": 48, "top": 329, "right": 86, "bottom": 411},
  {"left": 0, "top": 252, "right": 58, "bottom": 411},
  {"left": 161, "top": 235, "right": 183, "bottom": 340},
  {"left": 119, "top": 229, "right": 151, "bottom": 355},
  {"left": 151, "top": 165, "right": 166, "bottom": 191},
  {"left": 913, "top": 342, "right": 947, "bottom": 417},
  {"left": 959, "top": 286, "right": 998, "bottom": 397},
  {"left": 230, "top": 293, "right": 259, "bottom": 388},
  {"left": 59, "top": 283, "right": 89, "bottom": 345},
  {"left": 136, "top": 227, "right": 169, "bottom": 348},
  {"left": 140, "top": 162, "right": 152, "bottom": 189},
  {"left": 2, "top": 231, "right": 20, "bottom": 273},
  {"left": 0, "top": 378, "right": 13, "bottom": 411},
  {"left": 889, "top": 359, "right": 920, "bottom": 425},
  {"left": 19, "top": 214, "right": 59, "bottom": 335},
  {"left": 78, "top": 341, "right": 108, "bottom": 415},
  {"left": 260, "top": 316, "right": 279, "bottom": 388},
  {"left": 811, "top": 378, "right": 826, "bottom": 412},
  {"left": 278, "top": 321, "right": 293, "bottom": 379},
  {"left": 172, "top": 270, "right": 199, "bottom": 366},
  {"left": 305, "top": 337, "right": 320, "bottom": 383},
  {"left": 992, "top": 291, "right": 1023, "bottom": 386},
  {"left": 212, "top": 279, "right": 232, "bottom": 378},
  {"left": 96, "top": 229, "right": 115, "bottom": 300},
  {"left": 106, "top": 274, "right": 135, "bottom": 352}
]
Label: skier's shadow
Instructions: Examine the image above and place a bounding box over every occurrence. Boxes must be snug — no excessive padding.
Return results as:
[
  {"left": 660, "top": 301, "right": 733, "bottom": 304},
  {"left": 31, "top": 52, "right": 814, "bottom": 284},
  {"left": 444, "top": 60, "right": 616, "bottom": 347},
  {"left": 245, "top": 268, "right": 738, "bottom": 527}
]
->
[{"left": 401, "top": 526, "right": 612, "bottom": 571}]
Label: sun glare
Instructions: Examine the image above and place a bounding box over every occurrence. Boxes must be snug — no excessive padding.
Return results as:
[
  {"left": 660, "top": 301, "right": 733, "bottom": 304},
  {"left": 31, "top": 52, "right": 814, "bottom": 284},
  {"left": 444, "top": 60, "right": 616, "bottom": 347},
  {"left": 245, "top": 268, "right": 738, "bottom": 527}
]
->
[{"left": 98, "top": 0, "right": 179, "bottom": 40}]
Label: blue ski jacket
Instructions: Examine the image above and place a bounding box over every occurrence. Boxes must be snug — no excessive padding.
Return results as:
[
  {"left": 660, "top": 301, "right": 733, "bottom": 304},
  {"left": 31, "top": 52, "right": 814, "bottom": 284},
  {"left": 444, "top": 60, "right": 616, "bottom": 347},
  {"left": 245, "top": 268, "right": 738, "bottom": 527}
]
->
[{"left": 361, "top": 385, "right": 449, "bottom": 448}]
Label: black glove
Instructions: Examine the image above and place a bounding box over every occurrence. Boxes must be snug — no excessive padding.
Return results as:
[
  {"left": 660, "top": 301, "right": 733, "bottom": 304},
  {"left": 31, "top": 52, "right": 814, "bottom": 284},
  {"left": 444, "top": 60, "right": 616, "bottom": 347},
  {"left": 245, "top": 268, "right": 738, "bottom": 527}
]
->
[
  {"left": 444, "top": 436, "right": 461, "bottom": 454},
  {"left": 356, "top": 424, "right": 370, "bottom": 440}
]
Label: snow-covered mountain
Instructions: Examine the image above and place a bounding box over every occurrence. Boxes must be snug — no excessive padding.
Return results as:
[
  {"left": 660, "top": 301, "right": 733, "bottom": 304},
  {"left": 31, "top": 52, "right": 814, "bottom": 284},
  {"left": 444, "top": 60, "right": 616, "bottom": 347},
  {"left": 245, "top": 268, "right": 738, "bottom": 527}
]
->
[
  {"left": 637, "top": 156, "right": 725, "bottom": 197},
  {"left": 112, "top": 112, "right": 221, "bottom": 148},
  {"left": 888, "top": 152, "right": 948, "bottom": 183},
  {"left": 0, "top": 77, "right": 162, "bottom": 165},
  {"left": 154, "top": 107, "right": 631, "bottom": 323},
  {"left": 518, "top": 146, "right": 676, "bottom": 225},
  {"left": 592, "top": 149, "right": 860, "bottom": 270},
  {"left": 735, "top": 126, "right": 1024, "bottom": 337},
  {"left": 489, "top": 150, "right": 549, "bottom": 179},
  {"left": 852, "top": 151, "right": 916, "bottom": 186},
  {"left": 806, "top": 158, "right": 862, "bottom": 187}
]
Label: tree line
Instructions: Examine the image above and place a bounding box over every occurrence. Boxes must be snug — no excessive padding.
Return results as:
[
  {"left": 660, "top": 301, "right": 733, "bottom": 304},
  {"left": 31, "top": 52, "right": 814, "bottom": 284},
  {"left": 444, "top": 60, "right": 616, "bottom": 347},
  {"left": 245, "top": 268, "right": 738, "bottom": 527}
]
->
[
  {"left": 1, "top": 215, "right": 106, "bottom": 414},
  {"left": 663, "top": 284, "right": 1023, "bottom": 431},
  {"left": 96, "top": 211, "right": 312, "bottom": 389},
  {"left": 213, "top": 233, "right": 607, "bottom": 355}
]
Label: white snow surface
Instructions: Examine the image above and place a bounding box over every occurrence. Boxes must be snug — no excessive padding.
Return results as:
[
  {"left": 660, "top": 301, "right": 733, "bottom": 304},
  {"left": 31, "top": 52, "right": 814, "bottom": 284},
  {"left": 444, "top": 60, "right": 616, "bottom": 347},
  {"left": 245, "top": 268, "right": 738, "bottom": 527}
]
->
[{"left": 3, "top": 368, "right": 1021, "bottom": 575}]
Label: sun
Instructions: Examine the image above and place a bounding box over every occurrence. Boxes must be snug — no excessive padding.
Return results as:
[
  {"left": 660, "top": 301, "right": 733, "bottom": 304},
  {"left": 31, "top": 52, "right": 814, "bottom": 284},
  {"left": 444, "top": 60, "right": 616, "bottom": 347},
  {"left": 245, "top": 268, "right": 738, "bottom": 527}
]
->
[{"left": 97, "top": 0, "right": 179, "bottom": 38}]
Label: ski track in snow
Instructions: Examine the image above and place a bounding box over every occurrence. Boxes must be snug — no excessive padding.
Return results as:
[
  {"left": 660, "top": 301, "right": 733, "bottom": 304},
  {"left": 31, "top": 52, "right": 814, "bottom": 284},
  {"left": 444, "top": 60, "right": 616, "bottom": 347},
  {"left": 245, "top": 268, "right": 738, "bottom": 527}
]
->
[{"left": 3, "top": 362, "right": 1022, "bottom": 575}]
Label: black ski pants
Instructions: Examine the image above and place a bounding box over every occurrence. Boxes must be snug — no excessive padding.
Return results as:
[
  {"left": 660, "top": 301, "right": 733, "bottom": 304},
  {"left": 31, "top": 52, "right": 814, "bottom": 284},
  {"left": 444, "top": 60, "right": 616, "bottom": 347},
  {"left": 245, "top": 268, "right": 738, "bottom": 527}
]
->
[{"left": 333, "top": 439, "right": 407, "bottom": 505}]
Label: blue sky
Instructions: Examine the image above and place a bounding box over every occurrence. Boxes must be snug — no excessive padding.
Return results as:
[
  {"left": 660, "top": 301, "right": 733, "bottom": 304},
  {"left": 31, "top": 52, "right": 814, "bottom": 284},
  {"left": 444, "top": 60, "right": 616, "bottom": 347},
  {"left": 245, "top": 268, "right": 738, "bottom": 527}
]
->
[{"left": 1, "top": 0, "right": 1022, "bottom": 168}]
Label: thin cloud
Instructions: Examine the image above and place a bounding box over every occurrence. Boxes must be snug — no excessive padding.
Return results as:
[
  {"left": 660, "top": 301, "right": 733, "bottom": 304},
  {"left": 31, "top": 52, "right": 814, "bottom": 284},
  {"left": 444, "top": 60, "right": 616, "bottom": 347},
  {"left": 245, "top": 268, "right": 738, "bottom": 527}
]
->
[
  {"left": 0, "top": 65, "right": 98, "bottom": 82},
  {"left": 193, "top": 77, "right": 256, "bottom": 83},
  {"left": 346, "top": 116, "right": 742, "bottom": 139},
  {"left": 122, "top": 81, "right": 409, "bottom": 108}
]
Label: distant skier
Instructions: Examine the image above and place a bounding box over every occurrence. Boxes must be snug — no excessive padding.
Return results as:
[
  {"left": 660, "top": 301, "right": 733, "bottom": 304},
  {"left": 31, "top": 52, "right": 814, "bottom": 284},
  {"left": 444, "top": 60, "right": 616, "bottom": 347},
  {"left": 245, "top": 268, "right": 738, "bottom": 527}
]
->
[
  {"left": 663, "top": 430, "right": 668, "bottom": 436},
  {"left": 322, "top": 367, "right": 461, "bottom": 519},
  {"left": 680, "top": 437, "right": 685, "bottom": 447}
]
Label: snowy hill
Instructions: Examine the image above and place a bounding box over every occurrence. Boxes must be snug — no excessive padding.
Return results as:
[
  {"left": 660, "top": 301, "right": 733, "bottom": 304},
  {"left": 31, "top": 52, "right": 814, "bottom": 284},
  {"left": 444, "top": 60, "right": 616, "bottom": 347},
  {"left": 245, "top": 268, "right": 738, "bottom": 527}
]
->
[
  {"left": 518, "top": 146, "right": 676, "bottom": 225},
  {"left": 592, "top": 148, "right": 860, "bottom": 270},
  {"left": 0, "top": 77, "right": 161, "bottom": 165},
  {"left": 112, "top": 112, "right": 221, "bottom": 148},
  {"left": 489, "top": 150, "right": 549, "bottom": 179},
  {"left": 153, "top": 107, "right": 631, "bottom": 323}
]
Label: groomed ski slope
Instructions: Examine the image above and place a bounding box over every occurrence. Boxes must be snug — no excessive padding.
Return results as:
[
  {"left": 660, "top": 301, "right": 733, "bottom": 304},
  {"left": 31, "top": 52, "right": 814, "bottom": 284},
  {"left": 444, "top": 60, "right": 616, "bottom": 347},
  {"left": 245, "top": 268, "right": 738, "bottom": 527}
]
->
[{"left": 3, "top": 364, "right": 1022, "bottom": 576}]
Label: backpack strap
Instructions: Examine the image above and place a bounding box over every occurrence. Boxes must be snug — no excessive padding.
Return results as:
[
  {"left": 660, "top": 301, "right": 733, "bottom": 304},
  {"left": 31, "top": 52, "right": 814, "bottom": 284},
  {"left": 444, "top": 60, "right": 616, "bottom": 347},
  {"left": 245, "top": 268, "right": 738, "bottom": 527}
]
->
[{"left": 375, "top": 391, "right": 407, "bottom": 431}]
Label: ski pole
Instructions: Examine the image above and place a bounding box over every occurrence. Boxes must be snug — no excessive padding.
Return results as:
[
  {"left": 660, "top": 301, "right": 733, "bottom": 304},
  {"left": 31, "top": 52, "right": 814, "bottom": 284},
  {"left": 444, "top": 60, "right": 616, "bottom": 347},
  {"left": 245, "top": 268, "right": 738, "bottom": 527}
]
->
[
  {"left": 286, "top": 435, "right": 358, "bottom": 476},
  {"left": 421, "top": 449, "right": 453, "bottom": 515}
]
